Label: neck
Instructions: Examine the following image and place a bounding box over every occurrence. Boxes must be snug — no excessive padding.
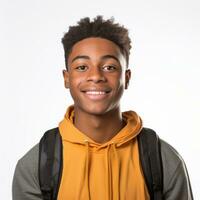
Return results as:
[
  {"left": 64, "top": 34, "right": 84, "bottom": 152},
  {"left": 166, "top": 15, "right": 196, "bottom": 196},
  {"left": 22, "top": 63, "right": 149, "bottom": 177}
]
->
[{"left": 74, "top": 107, "right": 126, "bottom": 143}]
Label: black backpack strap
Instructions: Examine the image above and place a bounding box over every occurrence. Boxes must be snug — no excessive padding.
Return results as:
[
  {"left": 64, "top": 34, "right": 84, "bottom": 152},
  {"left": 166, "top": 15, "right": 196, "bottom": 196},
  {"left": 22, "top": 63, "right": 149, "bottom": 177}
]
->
[
  {"left": 39, "top": 127, "right": 63, "bottom": 200},
  {"left": 137, "top": 128, "right": 163, "bottom": 200}
]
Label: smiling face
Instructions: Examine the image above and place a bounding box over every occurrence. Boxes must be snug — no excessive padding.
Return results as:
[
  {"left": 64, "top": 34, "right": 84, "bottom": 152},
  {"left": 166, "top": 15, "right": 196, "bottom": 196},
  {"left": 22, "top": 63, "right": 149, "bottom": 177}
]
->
[{"left": 63, "top": 37, "right": 131, "bottom": 116}]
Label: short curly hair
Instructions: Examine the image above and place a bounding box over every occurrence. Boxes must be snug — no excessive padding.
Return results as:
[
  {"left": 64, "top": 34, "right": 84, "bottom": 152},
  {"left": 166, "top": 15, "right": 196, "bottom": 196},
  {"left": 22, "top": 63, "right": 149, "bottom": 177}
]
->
[{"left": 61, "top": 16, "right": 132, "bottom": 69}]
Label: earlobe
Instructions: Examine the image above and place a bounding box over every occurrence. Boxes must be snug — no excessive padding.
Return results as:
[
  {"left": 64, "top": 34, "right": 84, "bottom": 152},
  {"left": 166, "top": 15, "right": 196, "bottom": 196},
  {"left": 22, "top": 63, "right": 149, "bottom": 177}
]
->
[
  {"left": 62, "top": 69, "right": 69, "bottom": 89},
  {"left": 125, "top": 69, "right": 131, "bottom": 89}
]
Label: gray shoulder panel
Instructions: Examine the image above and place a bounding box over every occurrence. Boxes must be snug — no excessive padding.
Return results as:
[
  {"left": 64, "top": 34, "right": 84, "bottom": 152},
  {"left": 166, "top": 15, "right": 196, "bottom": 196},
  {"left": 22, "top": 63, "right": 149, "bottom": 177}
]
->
[
  {"left": 160, "top": 139, "right": 193, "bottom": 200},
  {"left": 12, "top": 144, "right": 42, "bottom": 200}
]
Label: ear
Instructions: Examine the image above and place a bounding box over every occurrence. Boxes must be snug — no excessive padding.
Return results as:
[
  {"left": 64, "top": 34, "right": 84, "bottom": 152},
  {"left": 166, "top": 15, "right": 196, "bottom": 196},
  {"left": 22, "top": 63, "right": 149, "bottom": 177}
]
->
[
  {"left": 125, "top": 69, "right": 131, "bottom": 89},
  {"left": 62, "top": 69, "right": 69, "bottom": 89}
]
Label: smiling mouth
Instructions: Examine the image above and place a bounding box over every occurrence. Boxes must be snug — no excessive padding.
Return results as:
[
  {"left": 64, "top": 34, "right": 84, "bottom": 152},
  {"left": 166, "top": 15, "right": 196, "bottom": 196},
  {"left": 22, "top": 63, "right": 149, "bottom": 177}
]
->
[
  {"left": 85, "top": 91, "right": 109, "bottom": 95},
  {"left": 82, "top": 90, "right": 111, "bottom": 100}
]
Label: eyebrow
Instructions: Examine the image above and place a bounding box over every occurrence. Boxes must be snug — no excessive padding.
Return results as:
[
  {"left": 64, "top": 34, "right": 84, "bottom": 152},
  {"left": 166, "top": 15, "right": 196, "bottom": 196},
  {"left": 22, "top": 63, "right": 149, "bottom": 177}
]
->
[{"left": 71, "top": 54, "right": 120, "bottom": 64}]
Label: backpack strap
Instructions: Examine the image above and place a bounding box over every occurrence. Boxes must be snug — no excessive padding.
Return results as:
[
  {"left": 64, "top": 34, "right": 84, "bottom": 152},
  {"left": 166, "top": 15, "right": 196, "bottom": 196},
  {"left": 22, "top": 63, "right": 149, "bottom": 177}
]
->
[
  {"left": 39, "top": 127, "right": 63, "bottom": 200},
  {"left": 137, "top": 128, "right": 163, "bottom": 200}
]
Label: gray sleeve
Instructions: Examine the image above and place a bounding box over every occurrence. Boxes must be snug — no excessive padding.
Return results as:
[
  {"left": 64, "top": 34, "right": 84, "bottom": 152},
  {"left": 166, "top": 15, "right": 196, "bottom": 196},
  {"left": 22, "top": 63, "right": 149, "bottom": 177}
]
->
[
  {"left": 161, "top": 140, "right": 193, "bottom": 200},
  {"left": 12, "top": 144, "right": 43, "bottom": 200}
]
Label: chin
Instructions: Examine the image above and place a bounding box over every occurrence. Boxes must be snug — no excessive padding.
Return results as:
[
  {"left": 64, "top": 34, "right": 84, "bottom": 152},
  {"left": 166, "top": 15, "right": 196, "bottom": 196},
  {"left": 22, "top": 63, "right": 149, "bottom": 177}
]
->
[
  {"left": 85, "top": 102, "right": 121, "bottom": 117},
  {"left": 82, "top": 104, "right": 113, "bottom": 116}
]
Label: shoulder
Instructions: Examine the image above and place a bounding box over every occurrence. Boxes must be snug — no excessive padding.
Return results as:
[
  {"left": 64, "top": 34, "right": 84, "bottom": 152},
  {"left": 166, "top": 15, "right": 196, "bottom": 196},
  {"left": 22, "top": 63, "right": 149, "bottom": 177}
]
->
[
  {"left": 160, "top": 139, "right": 184, "bottom": 173},
  {"left": 18, "top": 143, "right": 39, "bottom": 173},
  {"left": 159, "top": 139, "right": 193, "bottom": 199},
  {"left": 14, "top": 143, "right": 40, "bottom": 184},
  {"left": 160, "top": 139, "right": 184, "bottom": 185},
  {"left": 13, "top": 143, "right": 42, "bottom": 200}
]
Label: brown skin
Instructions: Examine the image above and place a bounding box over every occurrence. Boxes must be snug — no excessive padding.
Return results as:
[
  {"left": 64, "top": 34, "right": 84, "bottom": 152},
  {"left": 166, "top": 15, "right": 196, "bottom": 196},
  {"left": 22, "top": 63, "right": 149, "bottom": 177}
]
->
[{"left": 63, "top": 37, "right": 131, "bottom": 143}]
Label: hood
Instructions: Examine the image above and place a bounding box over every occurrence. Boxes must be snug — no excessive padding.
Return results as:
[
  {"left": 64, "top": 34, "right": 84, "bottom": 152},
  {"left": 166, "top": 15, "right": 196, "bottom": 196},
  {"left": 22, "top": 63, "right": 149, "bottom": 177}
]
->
[{"left": 59, "top": 105, "right": 143, "bottom": 148}]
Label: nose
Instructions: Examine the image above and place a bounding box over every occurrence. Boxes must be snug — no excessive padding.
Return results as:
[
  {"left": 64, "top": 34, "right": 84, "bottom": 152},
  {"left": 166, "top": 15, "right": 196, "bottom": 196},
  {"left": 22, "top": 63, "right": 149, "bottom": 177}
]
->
[{"left": 86, "top": 67, "right": 106, "bottom": 83}]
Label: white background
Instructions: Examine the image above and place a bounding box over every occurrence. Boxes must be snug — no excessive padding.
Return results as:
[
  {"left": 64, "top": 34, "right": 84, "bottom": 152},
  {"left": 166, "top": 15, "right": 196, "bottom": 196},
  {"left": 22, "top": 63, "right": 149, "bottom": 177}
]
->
[{"left": 1, "top": 0, "right": 200, "bottom": 199}]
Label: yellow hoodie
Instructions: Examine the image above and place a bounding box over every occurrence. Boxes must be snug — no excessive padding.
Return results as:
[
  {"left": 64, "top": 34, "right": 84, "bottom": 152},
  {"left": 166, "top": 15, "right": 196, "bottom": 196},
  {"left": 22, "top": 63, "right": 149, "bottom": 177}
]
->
[{"left": 58, "top": 106, "right": 150, "bottom": 200}]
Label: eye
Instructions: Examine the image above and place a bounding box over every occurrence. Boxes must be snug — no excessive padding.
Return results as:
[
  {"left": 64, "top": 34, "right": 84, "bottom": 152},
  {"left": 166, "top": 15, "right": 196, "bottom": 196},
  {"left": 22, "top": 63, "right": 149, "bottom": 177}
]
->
[
  {"left": 102, "top": 65, "right": 117, "bottom": 72},
  {"left": 75, "top": 65, "right": 88, "bottom": 71}
]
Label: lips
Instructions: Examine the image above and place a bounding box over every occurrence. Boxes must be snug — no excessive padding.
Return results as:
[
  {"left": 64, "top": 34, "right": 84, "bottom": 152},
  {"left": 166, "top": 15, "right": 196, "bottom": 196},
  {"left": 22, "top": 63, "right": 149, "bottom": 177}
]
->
[
  {"left": 81, "top": 88, "right": 111, "bottom": 100},
  {"left": 81, "top": 87, "right": 111, "bottom": 93}
]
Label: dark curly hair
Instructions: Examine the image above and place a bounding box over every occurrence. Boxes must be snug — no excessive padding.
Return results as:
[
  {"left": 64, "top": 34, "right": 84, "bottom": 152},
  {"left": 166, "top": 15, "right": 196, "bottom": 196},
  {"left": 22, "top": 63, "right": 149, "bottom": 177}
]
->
[{"left": 61, "top": 16, "right": 132, "bottom": 69}]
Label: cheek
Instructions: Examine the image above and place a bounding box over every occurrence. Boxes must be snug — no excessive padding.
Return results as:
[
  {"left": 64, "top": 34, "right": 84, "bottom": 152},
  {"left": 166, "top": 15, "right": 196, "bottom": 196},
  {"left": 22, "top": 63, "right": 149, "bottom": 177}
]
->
[
  {"left": 116, "top": 82, "right": 125, "bottom": 98},
  {"left": 114, "top": 75, "right": 126, "bottom": 100},
  {"left": 108, "top": 79, "right": 125, "bottom": 102},
  {"left": 68, "top": 76, "right": 85, "bottom": 99},
  {"left": 113, "top": 73, "right": 125, "bottom": 91},
  {"left": 68, "top": 74, "right": 84, "bottom": 88}
]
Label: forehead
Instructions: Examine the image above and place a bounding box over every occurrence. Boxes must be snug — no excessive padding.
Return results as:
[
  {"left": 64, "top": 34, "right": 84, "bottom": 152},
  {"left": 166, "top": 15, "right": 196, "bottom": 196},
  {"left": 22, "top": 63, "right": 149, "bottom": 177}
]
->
[{"left": 68, "top": 37, "right": 125, "bottom": 64}]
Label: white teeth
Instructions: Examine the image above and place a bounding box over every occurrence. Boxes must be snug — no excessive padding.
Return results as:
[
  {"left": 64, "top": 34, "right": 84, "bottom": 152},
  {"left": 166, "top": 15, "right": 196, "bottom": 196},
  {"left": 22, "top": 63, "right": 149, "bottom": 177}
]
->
[{"left": 85, "top": 91, "right": 106, "bottom": 95}]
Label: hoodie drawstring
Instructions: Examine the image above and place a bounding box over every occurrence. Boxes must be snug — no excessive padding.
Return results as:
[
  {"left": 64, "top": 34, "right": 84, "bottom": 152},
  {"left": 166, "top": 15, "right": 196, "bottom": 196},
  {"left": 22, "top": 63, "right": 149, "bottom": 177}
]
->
[
  {"left": 112, "top": 143, "right": 120, "bottom": 200},
  {"left": 84, "top": 140, "right": 91, "bottom": 200},
  {"left": 106, "top": 144, "right": 112, "bottom": 200},
  {"left": 106, "top": 142, "right": 120, "bottom": 200}
]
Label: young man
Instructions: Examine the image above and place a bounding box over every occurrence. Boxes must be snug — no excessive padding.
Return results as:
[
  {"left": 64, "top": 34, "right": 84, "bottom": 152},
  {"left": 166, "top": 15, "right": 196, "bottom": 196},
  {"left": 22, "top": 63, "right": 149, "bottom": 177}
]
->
[{"left": 12, "top": 16, "right": 193, "bottom": 200}]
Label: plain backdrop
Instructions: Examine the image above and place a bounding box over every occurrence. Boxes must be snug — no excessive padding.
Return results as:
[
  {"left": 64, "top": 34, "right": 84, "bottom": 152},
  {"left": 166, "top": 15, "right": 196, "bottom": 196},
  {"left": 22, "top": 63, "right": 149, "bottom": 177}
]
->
[{"left": 1, "top": 0, "right": 200, "bottom": 199}]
